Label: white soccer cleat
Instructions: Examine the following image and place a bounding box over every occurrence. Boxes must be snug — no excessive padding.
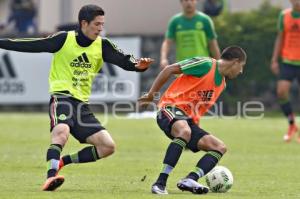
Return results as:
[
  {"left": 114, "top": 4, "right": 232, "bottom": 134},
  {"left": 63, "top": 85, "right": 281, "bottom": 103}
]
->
[
  {"left": 151, "top": 183, "right": 168, "bottom": 195},
  {"left": 177, "top": 178, "right": 209, "bottom": 194}
]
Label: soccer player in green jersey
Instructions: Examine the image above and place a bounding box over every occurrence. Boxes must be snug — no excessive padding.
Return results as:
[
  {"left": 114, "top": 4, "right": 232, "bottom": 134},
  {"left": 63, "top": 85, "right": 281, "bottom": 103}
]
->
[
  {"left": 0, "top": 4, "right": 153, "bottom": 191},
  {"left": 160, "top": 0, "right": 221, "bottom": 69},
  {"left": 139, "top": 46, "right": 246, "bottom": 195}
]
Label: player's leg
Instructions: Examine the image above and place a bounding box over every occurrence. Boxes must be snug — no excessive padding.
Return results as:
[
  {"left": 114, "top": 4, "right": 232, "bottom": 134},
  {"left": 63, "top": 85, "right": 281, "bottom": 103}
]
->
[
  {"left": 43, "top": 95, "right": 73, "bottom": 191},
  {"left": 59, "top": 103, "right": 115, "bottom": 167},
  {"left": 277, "top": 80, "right": 297, "bottom": 141},
  {"left": 296, "top": 75, "right": 300, "bottom": 142},
  {"left": 186, "top": 133, "right": 226, "bottom": 182},
  {"left": 177, "top": 125, "right": 222, "bottom": 194},
  {"left": 278, "top": 63, "right": 298, "bottom": 142},
  {"left": 152, "top": 107, "right": 190, "bottom": 194}
]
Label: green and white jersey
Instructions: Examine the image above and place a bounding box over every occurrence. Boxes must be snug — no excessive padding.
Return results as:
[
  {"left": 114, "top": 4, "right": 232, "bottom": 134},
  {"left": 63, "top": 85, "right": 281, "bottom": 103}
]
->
[
  {"left": 178, "top": 57, "right": 223, "bottom": 85},
  {"left": 166, "top": 12, "right": 217, "bottom": 61},
  {"left": 49, "top": 31, "right": 103, "bottom": 102}
]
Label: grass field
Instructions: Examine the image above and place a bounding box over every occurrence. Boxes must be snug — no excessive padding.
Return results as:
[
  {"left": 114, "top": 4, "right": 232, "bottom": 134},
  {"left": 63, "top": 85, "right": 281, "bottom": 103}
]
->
[{"left": 1, "top": 113, "right": 300, "bottom": 199}]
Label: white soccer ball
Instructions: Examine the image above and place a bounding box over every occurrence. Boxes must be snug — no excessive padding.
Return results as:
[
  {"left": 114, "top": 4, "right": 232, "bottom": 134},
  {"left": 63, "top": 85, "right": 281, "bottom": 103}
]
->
[{"left": 205, "top": 165, "right": 233, "bottom": 193}]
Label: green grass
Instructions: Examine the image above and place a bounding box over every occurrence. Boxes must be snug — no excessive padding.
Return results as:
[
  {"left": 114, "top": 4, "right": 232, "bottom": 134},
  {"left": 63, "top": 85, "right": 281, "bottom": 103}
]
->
[{"left": 1, "top": 113, "right": 300, "bottom": 199}]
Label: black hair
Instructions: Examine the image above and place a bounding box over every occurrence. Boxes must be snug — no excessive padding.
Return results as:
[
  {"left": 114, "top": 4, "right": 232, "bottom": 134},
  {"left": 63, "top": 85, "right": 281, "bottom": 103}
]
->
[
  {"left": 78, "top": 4, "right": 105, "bottom": 27},
  {"left": 221, "top": 46, "right": 247, "bottom": 62}
]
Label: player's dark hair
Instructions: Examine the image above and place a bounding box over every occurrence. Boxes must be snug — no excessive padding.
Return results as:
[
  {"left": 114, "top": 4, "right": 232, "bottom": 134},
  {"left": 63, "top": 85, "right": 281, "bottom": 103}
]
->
[
  {"left": 78, "top": 4, "right": 105, "bottom": 27},
  {"left": 221, "top": 46, "right": 247, "bottom": 62}
]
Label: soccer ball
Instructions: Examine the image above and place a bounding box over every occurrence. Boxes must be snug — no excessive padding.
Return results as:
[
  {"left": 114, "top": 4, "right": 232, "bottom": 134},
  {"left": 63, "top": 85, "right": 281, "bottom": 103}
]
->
[{"left": 205, "top": 165, "right": 233, "bottom": 193}]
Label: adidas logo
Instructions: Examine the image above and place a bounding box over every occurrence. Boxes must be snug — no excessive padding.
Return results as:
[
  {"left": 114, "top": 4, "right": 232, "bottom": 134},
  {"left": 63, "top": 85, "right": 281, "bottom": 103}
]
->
[
  {"left": 0, "top": 53, "right": 16, "bottom": 79},
  {"left": 70, "top": 52, "right": 92, "bottom": 68},
  {"left": 0, "top": 53, "right": 25, "bottom": 94}
]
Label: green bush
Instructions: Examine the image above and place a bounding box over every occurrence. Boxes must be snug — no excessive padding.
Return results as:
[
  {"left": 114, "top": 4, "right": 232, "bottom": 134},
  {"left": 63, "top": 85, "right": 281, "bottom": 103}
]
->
[{"left": 214, "top": 1, "right": 281, "bottom": 104}]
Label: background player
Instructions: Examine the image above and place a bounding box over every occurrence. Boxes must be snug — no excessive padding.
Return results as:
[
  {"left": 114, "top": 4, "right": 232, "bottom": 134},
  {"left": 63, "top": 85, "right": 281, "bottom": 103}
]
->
[
  {"left": 160, "top": 0, "right": 220, "bottom": 69},
  {"left": 270, "top": 0, "right": 300, "bottom": 142}
]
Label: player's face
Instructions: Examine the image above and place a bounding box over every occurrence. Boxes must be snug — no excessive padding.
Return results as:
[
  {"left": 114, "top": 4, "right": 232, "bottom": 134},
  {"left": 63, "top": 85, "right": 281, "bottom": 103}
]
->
[
  {"left": 81, "top": 15, "right": 104, "bottom": 40},
  {"left": 290, "top": 0, "right": 300, "bottom": 11},
  {"left": 227, "top": 60, "right": 245, "bottom": 79},
  {"left": 181, "top": 0, "right": 198, "bottom": 14}
]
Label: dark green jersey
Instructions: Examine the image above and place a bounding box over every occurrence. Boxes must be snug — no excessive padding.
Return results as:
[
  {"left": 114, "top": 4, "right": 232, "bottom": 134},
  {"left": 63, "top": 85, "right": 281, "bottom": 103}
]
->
[
  {"left": 178, "top": 57, "right": 222, "bottom": 85},
  {"left": 166, "top": 12, "right": 217, "bottom": 61}
]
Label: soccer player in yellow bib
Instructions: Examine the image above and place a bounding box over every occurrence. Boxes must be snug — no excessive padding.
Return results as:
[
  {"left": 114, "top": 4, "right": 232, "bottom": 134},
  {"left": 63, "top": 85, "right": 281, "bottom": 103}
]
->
[
  {"left": 0, "top": 5, "right": 153, "bottom": 191},
  {"left": 270, "top": 0, "right": 300, "bottom": 142}
]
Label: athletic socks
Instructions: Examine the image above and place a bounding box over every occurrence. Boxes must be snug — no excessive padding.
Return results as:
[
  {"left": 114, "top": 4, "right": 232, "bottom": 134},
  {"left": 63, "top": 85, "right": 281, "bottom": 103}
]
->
[
  {"left": 46, "top": 144, "right": 62, "bottom": 178},
  {"left": 61, "top": 146, "right": 100, "bottom": 166},
  {"left": 279, "top": 100, "right": 295, "bottom": 125},
  {"left": 187, "top": 150, "right": 223, "bottom": 181},
  {"left": 156, "top": 138, "right": 187, "bottom": 186}
]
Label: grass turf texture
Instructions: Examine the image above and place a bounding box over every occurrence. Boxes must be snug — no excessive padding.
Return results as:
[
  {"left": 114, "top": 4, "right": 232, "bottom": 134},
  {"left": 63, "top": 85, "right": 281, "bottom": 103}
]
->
[{"left": 1, "top": 113, "right": 300, "bottom": 199}]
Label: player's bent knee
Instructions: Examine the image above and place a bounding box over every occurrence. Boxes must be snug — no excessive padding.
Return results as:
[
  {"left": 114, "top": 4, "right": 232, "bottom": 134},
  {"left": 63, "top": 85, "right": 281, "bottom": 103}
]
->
[
  {"left": 97, "top": 142, "right": 115, "bottom": 158},
  {"left": 51, "top": 124, "right": 70, "bottom": 146},
  {"left": 277, "top": 89, "right": 288, "bottom": 99},
  {"left": 217, "top": 142, "right": 227, "bottom": 154},
  {"left": 176, "top": 128, "right": 191, "bottom": 143},
  {"left": 198, "top": 135, "right": 227, "bottom": 154}
]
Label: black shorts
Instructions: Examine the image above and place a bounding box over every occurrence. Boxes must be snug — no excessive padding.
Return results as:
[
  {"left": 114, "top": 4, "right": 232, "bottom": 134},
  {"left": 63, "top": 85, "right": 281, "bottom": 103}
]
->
[
  {"left": 156, "top": 106, "right": 209, "bottom": 153},
  {"left": 49, "top": 95, "right": 105, "bottom": 143},
  {"left": 279, "top": 62, "right": 300, "bottom": 83}
]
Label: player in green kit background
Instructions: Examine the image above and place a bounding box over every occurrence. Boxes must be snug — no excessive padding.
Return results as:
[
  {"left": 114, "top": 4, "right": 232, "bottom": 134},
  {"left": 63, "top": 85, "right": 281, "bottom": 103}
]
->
[
  {"left": 160, "top": 0, "right": 221, "bottom": 69},
  {"left": 0, "top": 4, "right": 153, "bottom": 191}
]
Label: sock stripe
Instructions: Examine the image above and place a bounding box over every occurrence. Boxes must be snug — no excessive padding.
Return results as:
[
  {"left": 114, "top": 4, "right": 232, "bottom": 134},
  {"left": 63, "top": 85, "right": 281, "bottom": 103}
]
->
[
  {"left": 91, "top": 146, "right": 98, "bottom": 160},
  {"left": 173, "top": 138, "right": 186, "bottom": 148},
  {"left": 161, "top": 164, "right": 174, "bottom": 174},
  {"left": 207, "top": 151, "right": 222, "bottom": 161},
  {"left": 47, "top": 159, "right": 59, "bottom": 170},
  {"left": 193, "top": 167, "right": 205, "bottom": 178},
  {"left": 278, "top": 98, "right": 290, "bottom": 104},
  {"left": 70, "top": 153, "right": 79, "bottom": 163},
  {"left": 49, "top": 144, "right": 62, "bottom": 153}
]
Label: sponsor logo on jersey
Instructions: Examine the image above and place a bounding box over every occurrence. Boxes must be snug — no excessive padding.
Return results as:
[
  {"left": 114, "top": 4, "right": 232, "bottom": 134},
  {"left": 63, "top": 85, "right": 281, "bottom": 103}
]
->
[{"left": 70, "top": 53, "right": 92, "bottom": 68}]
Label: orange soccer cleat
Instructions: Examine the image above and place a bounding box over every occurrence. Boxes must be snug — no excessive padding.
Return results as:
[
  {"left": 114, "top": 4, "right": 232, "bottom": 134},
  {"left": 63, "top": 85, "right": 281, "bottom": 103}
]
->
[
  {"left": 283, "top": 124, "right": 298, "bottom": 142},
  {"left": 42, "top": 175, "right": 65, "bottom": 191}
]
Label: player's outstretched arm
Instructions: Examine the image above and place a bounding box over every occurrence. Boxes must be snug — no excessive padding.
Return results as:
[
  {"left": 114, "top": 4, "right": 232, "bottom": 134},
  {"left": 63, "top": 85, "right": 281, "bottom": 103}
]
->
[
  {"left": 102, "top": 38, "right": 153, "bottom": 72},
  {"left": 135, "top": 58, "right": 154, "bottom": 70},
  {"left": 0, "top": 31, "right": 67, "bottom": 53},
  {"left": 138, "top": 63, "right": 181, "bottom": 108}
]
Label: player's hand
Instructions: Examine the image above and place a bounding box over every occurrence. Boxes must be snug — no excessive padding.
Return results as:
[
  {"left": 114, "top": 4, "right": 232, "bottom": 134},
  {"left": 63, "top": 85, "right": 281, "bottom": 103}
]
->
[
  {"left": 138, "top": 93, "right": 154, "bottom": 109},
  {"left": 160, "top": 58, "right": 169, "bottom": 70},
  {"left": 135, "top": 58, "right": 154, "bottom": 70},
  {"left": 270, "top": 61, "right": 279, "bottom": 75}
]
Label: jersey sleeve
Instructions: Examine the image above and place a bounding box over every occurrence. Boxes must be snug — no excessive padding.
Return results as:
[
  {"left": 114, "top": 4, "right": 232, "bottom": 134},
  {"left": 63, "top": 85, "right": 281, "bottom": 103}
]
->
[
  {"left": 165, "top": 16, "right": 177, "bottom": 39},
  {"left": 203, "top": 16, "right": 217, "bottom": 40},
  {"left": 179, "top": 57, "right": 212, "bottom": 77},
  {"left": 0, "top": 31, "right": 67, "bottom": 53},
  {"left": 277, "top": 11, "right": 284, "bottom": 32},
  {"left": 102, "top": 38, "right": 145, "bottom": 72}
]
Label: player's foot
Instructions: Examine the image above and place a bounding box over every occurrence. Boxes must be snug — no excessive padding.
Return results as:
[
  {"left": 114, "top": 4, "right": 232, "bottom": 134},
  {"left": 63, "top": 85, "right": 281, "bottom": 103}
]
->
[
  {"left": 177, "top": 178, "right": 209, "bottom": 194},
  {"left": 55, "top": 158, "right": 64, "bottom": 176},
  {"left": 151, "top": 182, "right": 168, "bottom": 194},
  {"left": 42, "top": 175, "right": 65, "bottom": 191},
  {"left": 283, "top": 124, "right": 298, "bottom": 142}
]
